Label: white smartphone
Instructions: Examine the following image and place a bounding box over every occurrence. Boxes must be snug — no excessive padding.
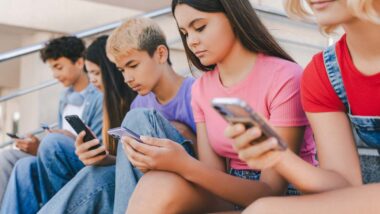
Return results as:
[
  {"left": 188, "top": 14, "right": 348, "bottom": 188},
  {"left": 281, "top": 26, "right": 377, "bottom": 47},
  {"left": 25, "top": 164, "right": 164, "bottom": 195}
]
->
[{"left": 212, "top": 97, "right": 287, "bottom": 150}]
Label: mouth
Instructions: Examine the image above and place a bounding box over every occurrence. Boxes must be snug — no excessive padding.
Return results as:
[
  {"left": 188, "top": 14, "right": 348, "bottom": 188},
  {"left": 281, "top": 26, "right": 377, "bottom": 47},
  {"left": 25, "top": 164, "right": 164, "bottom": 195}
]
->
[
  {"left": 130, "top": 84, "right": 142, "bottom": 92},
  {"left": 194, "top": 50, "right": 207, "bottom": 58},
  {"left": 309, "top": 0, "right": 335, "bottom": 10}
]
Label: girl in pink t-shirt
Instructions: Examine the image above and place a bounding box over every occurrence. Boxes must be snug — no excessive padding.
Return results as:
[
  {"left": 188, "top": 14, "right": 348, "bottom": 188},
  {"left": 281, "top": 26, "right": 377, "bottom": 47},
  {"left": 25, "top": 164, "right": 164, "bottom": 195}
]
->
[{"left": 123, "top": 1, "right": 316, "bottom": 213}]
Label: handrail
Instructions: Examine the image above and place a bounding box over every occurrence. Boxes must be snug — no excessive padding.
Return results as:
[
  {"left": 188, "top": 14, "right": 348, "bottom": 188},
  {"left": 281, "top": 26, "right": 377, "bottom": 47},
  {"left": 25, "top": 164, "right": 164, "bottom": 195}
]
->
[
  {"left": 0, "top": 38, "right": 182, "bottom": 103},
  {"left": 0, "top": 5, "right": 316, "bottom": 63},
  {"left": 0, "top": 80, "right": 59, "bottom": 103},
  {"left": 0, "top": 7, "right": 171, "bottom": 63},
  {"left": 0, "top": 123, "right": 58, "bottom": 148}
]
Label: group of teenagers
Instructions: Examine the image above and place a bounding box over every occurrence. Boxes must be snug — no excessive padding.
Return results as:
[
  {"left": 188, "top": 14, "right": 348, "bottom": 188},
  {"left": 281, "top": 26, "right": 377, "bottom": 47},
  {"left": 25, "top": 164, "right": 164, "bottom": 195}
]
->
[{"left": 0, "top": 0, "right": 379, "bottom": 213}]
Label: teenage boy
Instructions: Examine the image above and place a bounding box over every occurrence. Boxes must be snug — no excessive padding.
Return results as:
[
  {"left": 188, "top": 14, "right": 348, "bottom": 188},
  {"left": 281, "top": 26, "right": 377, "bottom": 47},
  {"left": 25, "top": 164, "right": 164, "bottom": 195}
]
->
[
  {"left": 37, "top": 18, "right": 196, "bottom": 214},
  {"left": 0, "top": 36, "right": 103, "bottom": 214}
]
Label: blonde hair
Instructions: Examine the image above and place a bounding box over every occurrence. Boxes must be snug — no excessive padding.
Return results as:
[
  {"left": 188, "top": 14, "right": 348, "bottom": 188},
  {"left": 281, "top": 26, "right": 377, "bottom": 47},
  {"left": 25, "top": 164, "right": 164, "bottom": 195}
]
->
[
  {"left": 284, "top": 0, "right": 380, "bottom": 33},
  {"left": 106, "top": 18, "right": 171, "bottom": 64}
]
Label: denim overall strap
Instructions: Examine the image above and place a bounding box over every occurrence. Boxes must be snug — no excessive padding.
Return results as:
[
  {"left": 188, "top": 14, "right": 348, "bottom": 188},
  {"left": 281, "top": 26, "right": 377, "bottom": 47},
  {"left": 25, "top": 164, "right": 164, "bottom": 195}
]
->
[{"left": 322, "top": 44, "right": 351, "bottom": 113}]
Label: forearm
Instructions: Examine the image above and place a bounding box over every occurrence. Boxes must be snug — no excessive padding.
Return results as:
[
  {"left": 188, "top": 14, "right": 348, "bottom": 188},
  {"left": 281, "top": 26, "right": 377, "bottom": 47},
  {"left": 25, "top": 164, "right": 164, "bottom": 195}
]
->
[
  {"left": 245, "top": 183, "right": 380, "bottom": 214},
  {"left": 275, "top": 150, "right": 354, "bottom": 193},
  {"left": 180, "top": 158, "right": 275, "bottom": 207}
]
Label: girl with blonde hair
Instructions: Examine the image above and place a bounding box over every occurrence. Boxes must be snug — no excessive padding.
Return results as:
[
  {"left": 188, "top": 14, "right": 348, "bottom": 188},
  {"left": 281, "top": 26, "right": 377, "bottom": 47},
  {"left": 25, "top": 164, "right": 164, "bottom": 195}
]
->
[{"left": 227, "top": 1, "right": 380, "bottom": 213}]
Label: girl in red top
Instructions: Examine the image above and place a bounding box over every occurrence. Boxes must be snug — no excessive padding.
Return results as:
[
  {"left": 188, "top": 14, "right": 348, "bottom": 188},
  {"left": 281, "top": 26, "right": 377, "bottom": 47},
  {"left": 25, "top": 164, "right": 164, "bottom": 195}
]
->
[{"left": 225, "top": 0, "right": 380, "bottom": 213}]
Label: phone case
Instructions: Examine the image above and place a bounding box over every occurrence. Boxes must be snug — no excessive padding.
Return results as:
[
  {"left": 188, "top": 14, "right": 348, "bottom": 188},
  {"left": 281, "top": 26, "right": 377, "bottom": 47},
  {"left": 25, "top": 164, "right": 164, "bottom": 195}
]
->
[
  {"left": 64, "top": 115, "right": 105, "bottom": 154},
  {"left": 212, "top": 98, "right": 287, "bottom": 150},
  {"left": 107, "top": 127, "right": 143, "bottom": 143}
]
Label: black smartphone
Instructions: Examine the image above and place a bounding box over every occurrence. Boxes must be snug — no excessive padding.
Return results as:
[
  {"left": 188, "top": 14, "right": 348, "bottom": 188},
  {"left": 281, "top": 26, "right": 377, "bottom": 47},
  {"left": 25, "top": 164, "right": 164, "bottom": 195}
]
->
[
  {"left": 6, "top": 132, "right": 22, "bottom": 139},
  {"left": 107, "top": 127, "right": 143, "bottom": 143},
  {"left": 212, "top": 98, "right": 287, "bottom": 150},
  {"left": 64, "top": 115, "right": 106, "bottom": 154}
]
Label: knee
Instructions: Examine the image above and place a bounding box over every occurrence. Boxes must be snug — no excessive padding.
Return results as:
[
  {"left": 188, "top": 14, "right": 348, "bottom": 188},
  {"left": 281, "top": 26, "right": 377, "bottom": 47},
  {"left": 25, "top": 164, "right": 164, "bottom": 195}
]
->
[
  {"left": 242, "top": 198, "right": 272, "bottom": 214},
  {"left": 13, "top": 157, "right": 37, "bottom": 175},
  {"left": 128, "top": 171, "right": 186, "bottom": 214},
  {"left": 38, "top": 133, "right": 68, "bottom": 156},
  {"left": 121, "top": 108, "right": 155, "bottom": 128}
]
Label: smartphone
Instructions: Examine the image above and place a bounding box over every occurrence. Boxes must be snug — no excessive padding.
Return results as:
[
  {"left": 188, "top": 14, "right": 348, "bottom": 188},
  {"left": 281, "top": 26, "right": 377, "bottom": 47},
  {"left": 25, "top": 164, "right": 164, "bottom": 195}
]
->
[
  {"left": 212, "top": 98, "right": 287, "bottom": 150},
  {"left": 6, "top": 132, "right": 22, "bottom": 139},
  {"left": 64, "top": 115, "right": 106, "bottom": 154},
  {"left": 107, "top": 127, "right": 143, "bottom": 143},
  {"left": 40, "top": 123, "right": 50, "bottom": 131}
]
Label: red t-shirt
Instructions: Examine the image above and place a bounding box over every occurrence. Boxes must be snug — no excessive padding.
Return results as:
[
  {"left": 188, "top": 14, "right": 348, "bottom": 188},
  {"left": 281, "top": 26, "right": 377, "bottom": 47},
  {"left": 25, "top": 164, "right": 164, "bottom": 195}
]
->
[{"left": 301, "top": 35, "right": 380, "bottom": 116}]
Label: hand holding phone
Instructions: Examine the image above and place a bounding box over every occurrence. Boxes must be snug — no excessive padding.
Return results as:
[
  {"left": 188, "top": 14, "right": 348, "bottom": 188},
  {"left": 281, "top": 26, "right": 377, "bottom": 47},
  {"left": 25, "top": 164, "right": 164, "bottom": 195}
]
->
[
  {"left": 65, "top": 115, "right": 105, "bottom": 155},
  {"left": 212, "top": 98, "right": 287, "bottom": 150}
]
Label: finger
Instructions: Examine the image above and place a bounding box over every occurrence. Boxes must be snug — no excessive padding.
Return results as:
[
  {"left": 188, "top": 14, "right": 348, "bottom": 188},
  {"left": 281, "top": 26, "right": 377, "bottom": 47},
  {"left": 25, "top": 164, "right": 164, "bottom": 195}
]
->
[
  {"left": 224, "top": 123, "right": 246, "bottom": 138},
  {"left": 128, "top": 139, "right": 156, "bottom": 156},
  {"left": 140, "top": 136, "right": 167, "bottom": 148},
  {"left": 75, "top": 131, "right": 86, "bottom": 147},
  {"left": 78, "top": 145, "right": 107, "bottom": 160},
  {"left": 82, "top": 154, "right": 107, "bottom": 166},
  {"left": 238, "top": 138, "right": 278, "bottom": 161},
  {"left": 75, "top": 139, "right": 100, "bottom": 155},
  {"left": 123, "top": 143, "right": 151, "bottom": 165},
  {"left": 233, "top": 127, "right": 263, "bottom": 150}
]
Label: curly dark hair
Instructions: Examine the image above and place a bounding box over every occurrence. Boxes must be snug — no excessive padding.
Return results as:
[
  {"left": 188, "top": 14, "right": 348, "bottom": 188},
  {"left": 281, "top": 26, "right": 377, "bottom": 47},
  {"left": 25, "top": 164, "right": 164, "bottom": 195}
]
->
[{"left": 40, "top": 36, "right": 85, "bottom": 63}]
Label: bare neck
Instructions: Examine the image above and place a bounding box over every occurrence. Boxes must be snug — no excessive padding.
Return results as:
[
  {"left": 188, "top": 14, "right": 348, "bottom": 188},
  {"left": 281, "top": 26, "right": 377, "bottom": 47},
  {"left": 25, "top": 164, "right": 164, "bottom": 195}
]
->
[
  {"left": 217, "top": 40, "right": 257, "bottom": 88},
  {"left": 152, "top": 65, "right": 184, "bottom": 105},
  {"left": 72, "top": 71, "right": 89, "bottom": 92},
  {"left": 343, "top": 19, "right": 380, "bottom": 75}
]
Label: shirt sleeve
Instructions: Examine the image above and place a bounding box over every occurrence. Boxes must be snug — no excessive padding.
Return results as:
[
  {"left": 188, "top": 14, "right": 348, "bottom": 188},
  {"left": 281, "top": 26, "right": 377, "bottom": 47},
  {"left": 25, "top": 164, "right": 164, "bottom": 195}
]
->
[
  {"left": 268, "top": 63, "right": 309, "bottom": 127},
  {"left": 301, "top": 54, "right": 346, "bottom": 113},
  {"left": 190, "top": 80, "right": 205, "bottom": 123}
]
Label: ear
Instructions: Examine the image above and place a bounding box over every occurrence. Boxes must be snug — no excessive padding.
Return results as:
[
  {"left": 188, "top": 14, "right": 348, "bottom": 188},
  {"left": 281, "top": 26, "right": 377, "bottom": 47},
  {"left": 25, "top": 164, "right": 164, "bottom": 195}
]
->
[
  {"left": 75, "top": 57, "right": 84, "bottom": 69},
  {"left": 155, "top": 45, "right": 169, "bottom": 64}
]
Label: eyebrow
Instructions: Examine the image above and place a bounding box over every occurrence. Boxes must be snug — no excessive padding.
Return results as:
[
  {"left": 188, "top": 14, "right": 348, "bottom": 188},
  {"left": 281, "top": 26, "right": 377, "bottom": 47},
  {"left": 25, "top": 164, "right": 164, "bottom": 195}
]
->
[{"left": 179, "top": 18, "right": 205, "bottom": 30}]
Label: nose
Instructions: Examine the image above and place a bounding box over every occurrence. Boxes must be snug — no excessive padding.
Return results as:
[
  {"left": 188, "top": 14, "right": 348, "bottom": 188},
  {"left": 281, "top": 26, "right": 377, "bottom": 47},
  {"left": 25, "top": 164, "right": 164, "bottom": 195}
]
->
[
  {"left": 123, "top": 73, "right": 134, "bottom": 85},
  {"left": 187, "top": 33, "right": 200, "bottom": 50}
]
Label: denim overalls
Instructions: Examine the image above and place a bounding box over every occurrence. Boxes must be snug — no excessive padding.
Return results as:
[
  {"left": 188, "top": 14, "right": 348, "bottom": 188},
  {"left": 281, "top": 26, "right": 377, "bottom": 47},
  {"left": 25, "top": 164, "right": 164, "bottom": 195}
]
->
[{"left": 323, "top": 44, "right": 380, "bottom": 148}]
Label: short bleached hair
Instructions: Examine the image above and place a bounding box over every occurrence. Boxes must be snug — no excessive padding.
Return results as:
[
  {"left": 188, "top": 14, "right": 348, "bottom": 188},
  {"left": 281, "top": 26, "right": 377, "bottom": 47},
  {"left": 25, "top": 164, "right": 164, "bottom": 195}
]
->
[
  {"left": 106, "top": 18, "right": 171, "bottom": 64},
  {"left": 284, "top": 0, "right": 380, "bottom": 33}
]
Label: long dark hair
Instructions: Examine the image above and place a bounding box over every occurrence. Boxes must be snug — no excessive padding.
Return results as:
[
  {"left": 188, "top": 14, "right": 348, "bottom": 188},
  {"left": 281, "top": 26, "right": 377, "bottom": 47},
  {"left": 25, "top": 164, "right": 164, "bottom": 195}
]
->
[
  {"left": 172, "top": 0, "right": 295, "bottom": 72},
  {"left": 84, "top": 35, "right": 137, "bottom": 155}
]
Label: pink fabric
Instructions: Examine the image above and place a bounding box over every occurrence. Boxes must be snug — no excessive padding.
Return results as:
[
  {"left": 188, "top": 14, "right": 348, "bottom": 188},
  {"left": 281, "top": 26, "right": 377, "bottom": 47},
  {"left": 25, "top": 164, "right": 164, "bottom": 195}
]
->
[{"left": 191, "top": 54, "right": 317, "bottom": 170}]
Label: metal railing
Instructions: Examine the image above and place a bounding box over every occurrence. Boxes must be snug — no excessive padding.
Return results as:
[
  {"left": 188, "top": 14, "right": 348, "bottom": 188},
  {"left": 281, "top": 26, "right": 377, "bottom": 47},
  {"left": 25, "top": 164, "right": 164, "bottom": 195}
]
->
[{"left": 0, "top": 5, "right": 317, "bottom": 63}]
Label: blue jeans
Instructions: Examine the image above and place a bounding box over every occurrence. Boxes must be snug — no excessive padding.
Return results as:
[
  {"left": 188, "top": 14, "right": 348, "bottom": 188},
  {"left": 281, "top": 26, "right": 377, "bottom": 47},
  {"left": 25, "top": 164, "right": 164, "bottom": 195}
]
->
[
  {"left": 1, "top": 133, "right": 84, "bottom": 214},
  {"left": 38, "top": 166, "right": 115, "bottom": 214},
  {"left": 32, "top": 109, "right": 194, "bottom": 214},
  {"left": 115, "top": 108, "right": 194, "bottom": 214}
]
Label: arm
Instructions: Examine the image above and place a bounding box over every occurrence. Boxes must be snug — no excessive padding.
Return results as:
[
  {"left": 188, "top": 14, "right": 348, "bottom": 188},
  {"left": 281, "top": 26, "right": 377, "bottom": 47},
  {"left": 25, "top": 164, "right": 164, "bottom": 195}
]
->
[
  {"left": 274, "top": 112, "right": 361, "bottom": 193},
  {"left": 170, "top": 121, "right": 197, "bottom": 146},
  {"left": 123, "top": 123, "right": 282, "bottom": 206}
]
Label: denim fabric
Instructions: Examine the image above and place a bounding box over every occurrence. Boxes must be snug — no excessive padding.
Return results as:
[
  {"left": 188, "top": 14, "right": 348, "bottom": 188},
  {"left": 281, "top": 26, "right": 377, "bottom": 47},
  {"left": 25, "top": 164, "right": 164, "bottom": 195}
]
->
[
  {"left": 229, "top": 169, "right": 300, "bottom": 196},
  {"left": 0, "top": 134, "right": 84, "bottom": 214},
  {"left": 0, "top": 157, "right": 40, "bottom": 214},
  {"left": 323, "top": 45, "right": 380, "bottom": 148},
  {"left": 37, "top": 166, "right": 116, "bottom": 214},
  {"left": 114, "top": 108, "right": 195, "bottom": 214},
  {"left": 58, "top": 83, "right": 103, "bottom": 140},
  {"left": 0, "top": 149, "right": 31, "bottom": 206}
]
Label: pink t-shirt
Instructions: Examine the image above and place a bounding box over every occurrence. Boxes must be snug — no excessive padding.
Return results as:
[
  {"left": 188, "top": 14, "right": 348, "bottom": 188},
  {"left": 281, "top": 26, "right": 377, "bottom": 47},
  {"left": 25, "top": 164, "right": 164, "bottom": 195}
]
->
[{"left": 191, "top": 54, "right": 317, "bottom": 170}]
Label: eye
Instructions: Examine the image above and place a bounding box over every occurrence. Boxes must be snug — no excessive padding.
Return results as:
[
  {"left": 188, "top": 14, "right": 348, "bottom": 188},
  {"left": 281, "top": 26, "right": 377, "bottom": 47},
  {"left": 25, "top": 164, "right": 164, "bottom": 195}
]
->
[
  {"left": 195, "top": 25, "right": 206, "bottom": 32},
  {"left": 129, "top": 64, "right": 139, "bottom": 69}
]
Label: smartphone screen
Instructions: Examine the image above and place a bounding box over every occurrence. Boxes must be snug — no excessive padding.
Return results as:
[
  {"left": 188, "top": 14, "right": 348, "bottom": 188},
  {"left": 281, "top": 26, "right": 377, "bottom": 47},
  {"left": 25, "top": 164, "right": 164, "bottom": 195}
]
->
[{"left": 212, "top": 98, "right": 287, "bottom": 150}]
